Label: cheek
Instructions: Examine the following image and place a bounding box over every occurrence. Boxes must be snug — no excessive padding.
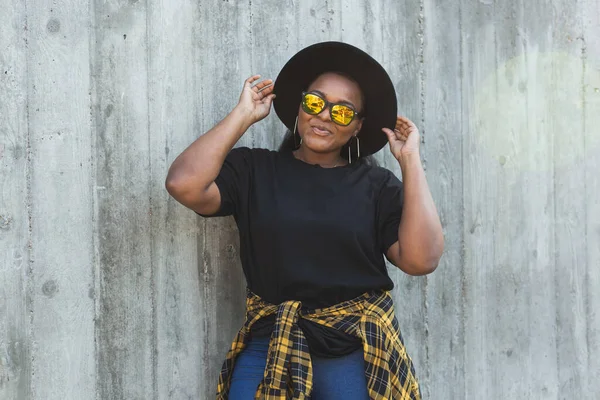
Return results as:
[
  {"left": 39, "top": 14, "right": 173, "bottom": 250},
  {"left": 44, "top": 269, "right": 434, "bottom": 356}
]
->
[
  {"left": 297, "top": 112, "right": 311, "bottom": 132},
  {"left": 337, "top": 123, "right": 358, "bottom": 139}
]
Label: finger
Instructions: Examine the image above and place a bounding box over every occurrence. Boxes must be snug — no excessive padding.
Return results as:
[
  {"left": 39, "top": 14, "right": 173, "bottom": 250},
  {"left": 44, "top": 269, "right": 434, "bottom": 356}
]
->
[
  {"left": 382, "top": 127, "right": 393, "bottom": 138},
  {"left": 258, "top": 89, "right": 276, "bottom": 100},
  {"left": 264, "top": 93, "right": 276, "bottom": 106},
  {"left": 395, "top": 135, "right": 408, "bottom": 142},
  {"left": 256, "top": 87, "right": 274, "bottom": 102},
  {"left": 253, "top": 78, "right": 273, "bottom": 92},
  {"left": 244, "top": 75, "right": 262, "bottom": 87},
  {"left": 383, "top": 128, "right": 405, "bottom": 141},
  {"left": 382, "top": 127, "right": 399, "bottom": 142},
  {"left": 395, "top": 116, "right": 407, "bottom": 128},
  {"left": 399, "top": 125, "right": 417, "bottom": 135},
  {"left": 257, "top": 83, "right": 275, "bottom": 96},
  {"left": 397, "top": 116, "right": 417, "bottom": 129},
  {"left": 393, "top": 128, "right": 407, "bottom": 140},
  {"left": 395, "top": 120, "right": 410, "bottom": 131}
]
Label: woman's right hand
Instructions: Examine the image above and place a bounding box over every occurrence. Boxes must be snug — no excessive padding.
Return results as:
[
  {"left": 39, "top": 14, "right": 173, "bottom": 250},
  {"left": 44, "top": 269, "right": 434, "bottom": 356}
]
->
[{"left": 236, "top": 75, "right": 276, "bottom": 124}]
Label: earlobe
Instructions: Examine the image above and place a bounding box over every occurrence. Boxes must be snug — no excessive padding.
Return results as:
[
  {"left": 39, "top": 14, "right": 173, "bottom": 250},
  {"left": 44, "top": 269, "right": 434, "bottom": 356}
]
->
[{"left": 355, "top": 119, "right": 364, "bottom": 135}]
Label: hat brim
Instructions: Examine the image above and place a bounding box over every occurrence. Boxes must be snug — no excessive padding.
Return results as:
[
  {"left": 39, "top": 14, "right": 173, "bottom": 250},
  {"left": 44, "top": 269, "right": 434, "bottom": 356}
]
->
[{"left": 273, "top": 41, "right": 397, "bottom": 157}]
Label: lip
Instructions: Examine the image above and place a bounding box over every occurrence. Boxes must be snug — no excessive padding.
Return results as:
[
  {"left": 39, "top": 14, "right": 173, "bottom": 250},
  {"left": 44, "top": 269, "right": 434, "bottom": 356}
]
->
[{"left": 310, "top": 125, "right": 332, "bottom": 136}]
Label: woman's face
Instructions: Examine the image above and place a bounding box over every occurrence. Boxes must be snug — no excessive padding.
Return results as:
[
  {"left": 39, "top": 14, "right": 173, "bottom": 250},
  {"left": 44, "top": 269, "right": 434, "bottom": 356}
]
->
[{"left": 297, "top": 72, "right": 364, "bottom": 156}]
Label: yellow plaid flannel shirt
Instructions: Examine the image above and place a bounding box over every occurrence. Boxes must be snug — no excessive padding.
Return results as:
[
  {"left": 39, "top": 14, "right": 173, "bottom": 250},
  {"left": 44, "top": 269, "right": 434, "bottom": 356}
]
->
[{"left": 216, "top": 289, "right": 421, "bottom": 399}]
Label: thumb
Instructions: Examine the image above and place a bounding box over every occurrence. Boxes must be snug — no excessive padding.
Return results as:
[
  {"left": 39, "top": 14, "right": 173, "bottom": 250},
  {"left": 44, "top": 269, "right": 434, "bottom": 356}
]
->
[
  {"left": 382, "top": 127, "right": 395, "bottom": 142},
  {"left": 263, "top": 94, "right": 276, "bottom": 108}
]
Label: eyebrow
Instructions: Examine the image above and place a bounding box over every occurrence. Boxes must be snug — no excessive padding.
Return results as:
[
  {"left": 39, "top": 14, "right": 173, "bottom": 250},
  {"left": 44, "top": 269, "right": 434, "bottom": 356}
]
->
[{"left": 310, "top": 89, "right": 358, "bottom": 110}]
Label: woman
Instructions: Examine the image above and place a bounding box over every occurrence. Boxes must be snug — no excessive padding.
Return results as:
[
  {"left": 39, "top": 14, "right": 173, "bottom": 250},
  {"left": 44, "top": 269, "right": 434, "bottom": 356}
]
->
[{"left": 166, "top": 42, "right": 443, "bottom": 400}]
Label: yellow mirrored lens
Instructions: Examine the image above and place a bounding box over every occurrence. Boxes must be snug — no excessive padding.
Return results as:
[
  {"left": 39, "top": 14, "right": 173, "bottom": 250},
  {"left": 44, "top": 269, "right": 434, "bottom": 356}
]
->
[
  {"left": 304, "top": 94, "right": 325, "bottom": 114},
  {"left": 331, "top": 105, "right": 354, "bottom": 125}
]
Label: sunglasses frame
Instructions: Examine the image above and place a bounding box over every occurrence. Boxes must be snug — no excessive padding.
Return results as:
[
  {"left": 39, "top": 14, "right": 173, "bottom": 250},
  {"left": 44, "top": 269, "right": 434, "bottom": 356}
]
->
[{"left": 301, "top": 91, "right": 362, "bottom": 126}]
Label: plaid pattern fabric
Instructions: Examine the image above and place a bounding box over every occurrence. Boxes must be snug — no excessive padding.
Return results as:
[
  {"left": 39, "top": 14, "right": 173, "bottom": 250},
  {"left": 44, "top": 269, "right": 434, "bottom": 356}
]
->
[{"left": 216, "top": 289, "right": 421, "bottom": 400}]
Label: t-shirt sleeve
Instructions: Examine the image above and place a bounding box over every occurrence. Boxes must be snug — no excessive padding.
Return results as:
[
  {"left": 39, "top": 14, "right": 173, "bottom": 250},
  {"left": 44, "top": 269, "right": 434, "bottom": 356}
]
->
[
  {"left": 196, "top": 146, "right": 252, "bottom": 218},
  {"left": 377, "top": 170, "right": 404, "bottom": 253}
]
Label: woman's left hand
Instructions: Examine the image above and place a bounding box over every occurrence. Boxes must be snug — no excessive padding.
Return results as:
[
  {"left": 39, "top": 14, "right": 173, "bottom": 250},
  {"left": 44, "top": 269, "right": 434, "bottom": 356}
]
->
[{"left": 382, "top": 116, "right": 420, "bottom": 162}]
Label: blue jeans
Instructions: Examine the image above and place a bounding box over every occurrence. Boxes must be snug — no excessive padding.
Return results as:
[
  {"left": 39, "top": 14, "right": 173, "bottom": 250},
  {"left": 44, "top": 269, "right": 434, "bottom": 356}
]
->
[{"left": 229, "top": 336, "right": 370, "bottom": 399}]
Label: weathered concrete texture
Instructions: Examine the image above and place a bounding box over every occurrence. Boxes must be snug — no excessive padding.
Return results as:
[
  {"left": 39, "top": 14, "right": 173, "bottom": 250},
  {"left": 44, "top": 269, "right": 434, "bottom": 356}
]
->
[
  {"left": 0, "top": 2, "right": 30, "bottom": 400},
  {"left": 92, "top": 0, "right": 155, "bottom": 399},
  {"left": 1, "top": 0, "right": 599, "bottom": 399},
  {"left": 15, "top": 1, "right": 97, "bottom": 399},
  {"left": 147, "top": 1, "right": 204, "bottom": 398},
  {"left": 583, "top": 0, "right": 600, "bottom": 390},
  {"left": 421, "top": 0, "right": 464, "bottom": 398}
]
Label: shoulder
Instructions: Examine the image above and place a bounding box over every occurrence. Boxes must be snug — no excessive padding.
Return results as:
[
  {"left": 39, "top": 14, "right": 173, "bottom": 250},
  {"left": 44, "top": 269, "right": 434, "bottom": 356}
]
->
[
  {"left": 227, "top": 146, "right": 279, "bottom": 163},
  {"left": 361, "top": 163, "right": 403, "bottom": 189},
  {"left": 362, "top": 166, "right": 403, "bottom": 210},
  {"left": 230, "top": 146, "right": 278, "bottom": 156}
]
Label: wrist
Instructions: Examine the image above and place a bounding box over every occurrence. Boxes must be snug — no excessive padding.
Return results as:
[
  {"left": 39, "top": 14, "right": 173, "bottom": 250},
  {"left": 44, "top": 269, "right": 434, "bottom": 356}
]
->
[
  {"left": 397, "top": 151, "right": 421, "bottom": 169},
  {"left": 231, "top": 105, "right": 256, "bottom": 130}
]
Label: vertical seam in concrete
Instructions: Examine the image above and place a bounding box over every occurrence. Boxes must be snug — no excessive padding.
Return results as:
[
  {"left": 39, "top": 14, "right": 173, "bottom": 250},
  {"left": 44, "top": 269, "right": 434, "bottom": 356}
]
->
[
  {"left": 418, "top": 0, "right": 429, "bottom": 395},
  {"left": 379, "top": 1, "right": 388, "bottom": 172},
  {"left": 324, "top": 0, "right": 329, "bottom": 38},
  {"left": 419, "top": 0, "right": 426, "bottom": 150},
  {"left": 552, "top": 30, "right": 561, "bottom": 393},
  {"left": 491, "top": 6, "right": 501, "bottom": 397},
  {"left": 580, "top": 16, "right": 590, "bottom": 392},
  {"left": 87, "top": 1, "right": 100, "bottom": 399},
  {"left": 458, "top": 0, "right": 467, "bottom": 396},
  {"left": 144, "top": 1, "right": 158, "bottom": 398},
  {"left": 23, "top": 1, "right": 35, "bottom": 398},
  {"left": 199, "top": 220, "right": 210, "bottom": 395},
  {"left": 294, "top": 0, "right": 299, "bottom": 48},
  {"left": 338, "top": 0, "right": 343, "bottom": 42},
  {"left": 249, "top": 0, "right": 255, "bottom": 149},
  {"left": 519, "top": 3, "right": 533, "bottom": 394}
]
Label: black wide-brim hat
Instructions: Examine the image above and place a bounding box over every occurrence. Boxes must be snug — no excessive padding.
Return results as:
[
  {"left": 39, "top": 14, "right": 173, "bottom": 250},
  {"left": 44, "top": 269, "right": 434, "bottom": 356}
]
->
[{"left": 273, "top": 41, "right": 397, "bottom": 157}]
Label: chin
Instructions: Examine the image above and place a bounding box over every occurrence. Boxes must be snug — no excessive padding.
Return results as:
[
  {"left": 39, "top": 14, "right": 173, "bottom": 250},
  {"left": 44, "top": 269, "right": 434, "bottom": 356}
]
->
[{"left": 302, "top": 134, "right": 337, "bottom": 153}]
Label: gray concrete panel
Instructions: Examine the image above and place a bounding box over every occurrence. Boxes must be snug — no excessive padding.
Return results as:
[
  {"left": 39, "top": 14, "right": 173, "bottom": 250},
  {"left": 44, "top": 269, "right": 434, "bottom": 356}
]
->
[
  {"left": 91, "top": 0, "right": 154, "bottom": 398},
  {"left": 22, "top": 1, "right": 96, "bottom": 399},
  {"left": 0, "top": 1, "right": 31, "bottom": 399},
  {"left": 0, "top": 1, "right": 598, "bottom": 399}
]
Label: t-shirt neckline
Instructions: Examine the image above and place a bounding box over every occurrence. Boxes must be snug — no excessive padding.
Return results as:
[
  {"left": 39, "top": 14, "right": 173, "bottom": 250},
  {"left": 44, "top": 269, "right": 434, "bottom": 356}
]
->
[{"left": 285, "top": 149, "right": 358, "bottom": 170}]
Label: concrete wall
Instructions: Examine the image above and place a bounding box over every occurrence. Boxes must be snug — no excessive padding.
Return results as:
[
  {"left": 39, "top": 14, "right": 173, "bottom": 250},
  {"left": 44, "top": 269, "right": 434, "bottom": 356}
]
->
[{"left": 1, "top": 0, "right": 598, "bottom": 399}]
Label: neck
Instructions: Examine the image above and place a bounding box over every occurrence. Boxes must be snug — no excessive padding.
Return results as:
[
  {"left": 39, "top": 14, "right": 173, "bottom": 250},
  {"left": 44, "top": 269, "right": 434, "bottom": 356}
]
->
[{"left": 293, "top": 146, "right": 346, "bottom": 168}]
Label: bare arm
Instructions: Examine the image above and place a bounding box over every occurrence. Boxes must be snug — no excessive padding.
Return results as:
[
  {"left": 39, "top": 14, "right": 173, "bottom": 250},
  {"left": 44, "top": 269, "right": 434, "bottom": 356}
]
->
[
  {"left": 165, "top": 75, "right": 275, "bottom": 215},
  {"left": 383, "top": 117, "right": 444, "bottom": 275},
  {"left": 387, "top": 153, "right": 444, "bottom": 275}
]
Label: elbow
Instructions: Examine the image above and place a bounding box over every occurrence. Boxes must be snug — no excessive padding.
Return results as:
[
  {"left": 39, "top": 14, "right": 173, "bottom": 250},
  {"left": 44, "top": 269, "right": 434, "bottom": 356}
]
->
[
  {"left": 165, "top": 170, "right": 214, "bottom": 213},
  {"left": 165, "top": 174, "right": 197, "bottom": 210},
  {"left": 420, "top": 257, "right": 441, "bottom": 275},
  {"left": 416, "top": 233, "right": 445, "bottom": 275},
  {"left": 401, "top": 239, "right": 445, "bottom": 276},
  {"left": 404, "top": 257, "right": 440, "bottom": 276},
  {"left": 165, "top": 173, "right": 182, "bottom": 197},
  {"left": 165, "top": 170, "right": 194, "bottom": 200}
]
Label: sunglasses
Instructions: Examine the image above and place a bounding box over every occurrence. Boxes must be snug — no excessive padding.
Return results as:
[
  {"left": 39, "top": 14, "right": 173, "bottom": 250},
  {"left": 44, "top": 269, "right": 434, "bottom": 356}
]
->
[{"left": 301, "top": 91, "right": 362, "bottom": 126}]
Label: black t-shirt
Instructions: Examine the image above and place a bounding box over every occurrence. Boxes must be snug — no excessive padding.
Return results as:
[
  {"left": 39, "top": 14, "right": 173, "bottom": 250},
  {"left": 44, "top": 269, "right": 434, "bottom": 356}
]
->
[{"left": 198, "top": 146, "right": 404, "bottom": 356}]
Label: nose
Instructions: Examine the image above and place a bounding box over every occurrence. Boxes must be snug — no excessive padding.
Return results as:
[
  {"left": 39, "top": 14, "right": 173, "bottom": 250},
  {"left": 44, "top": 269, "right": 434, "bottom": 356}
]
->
[{"left": 317, "top": 104, "right": 332, "bottom": 122}]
